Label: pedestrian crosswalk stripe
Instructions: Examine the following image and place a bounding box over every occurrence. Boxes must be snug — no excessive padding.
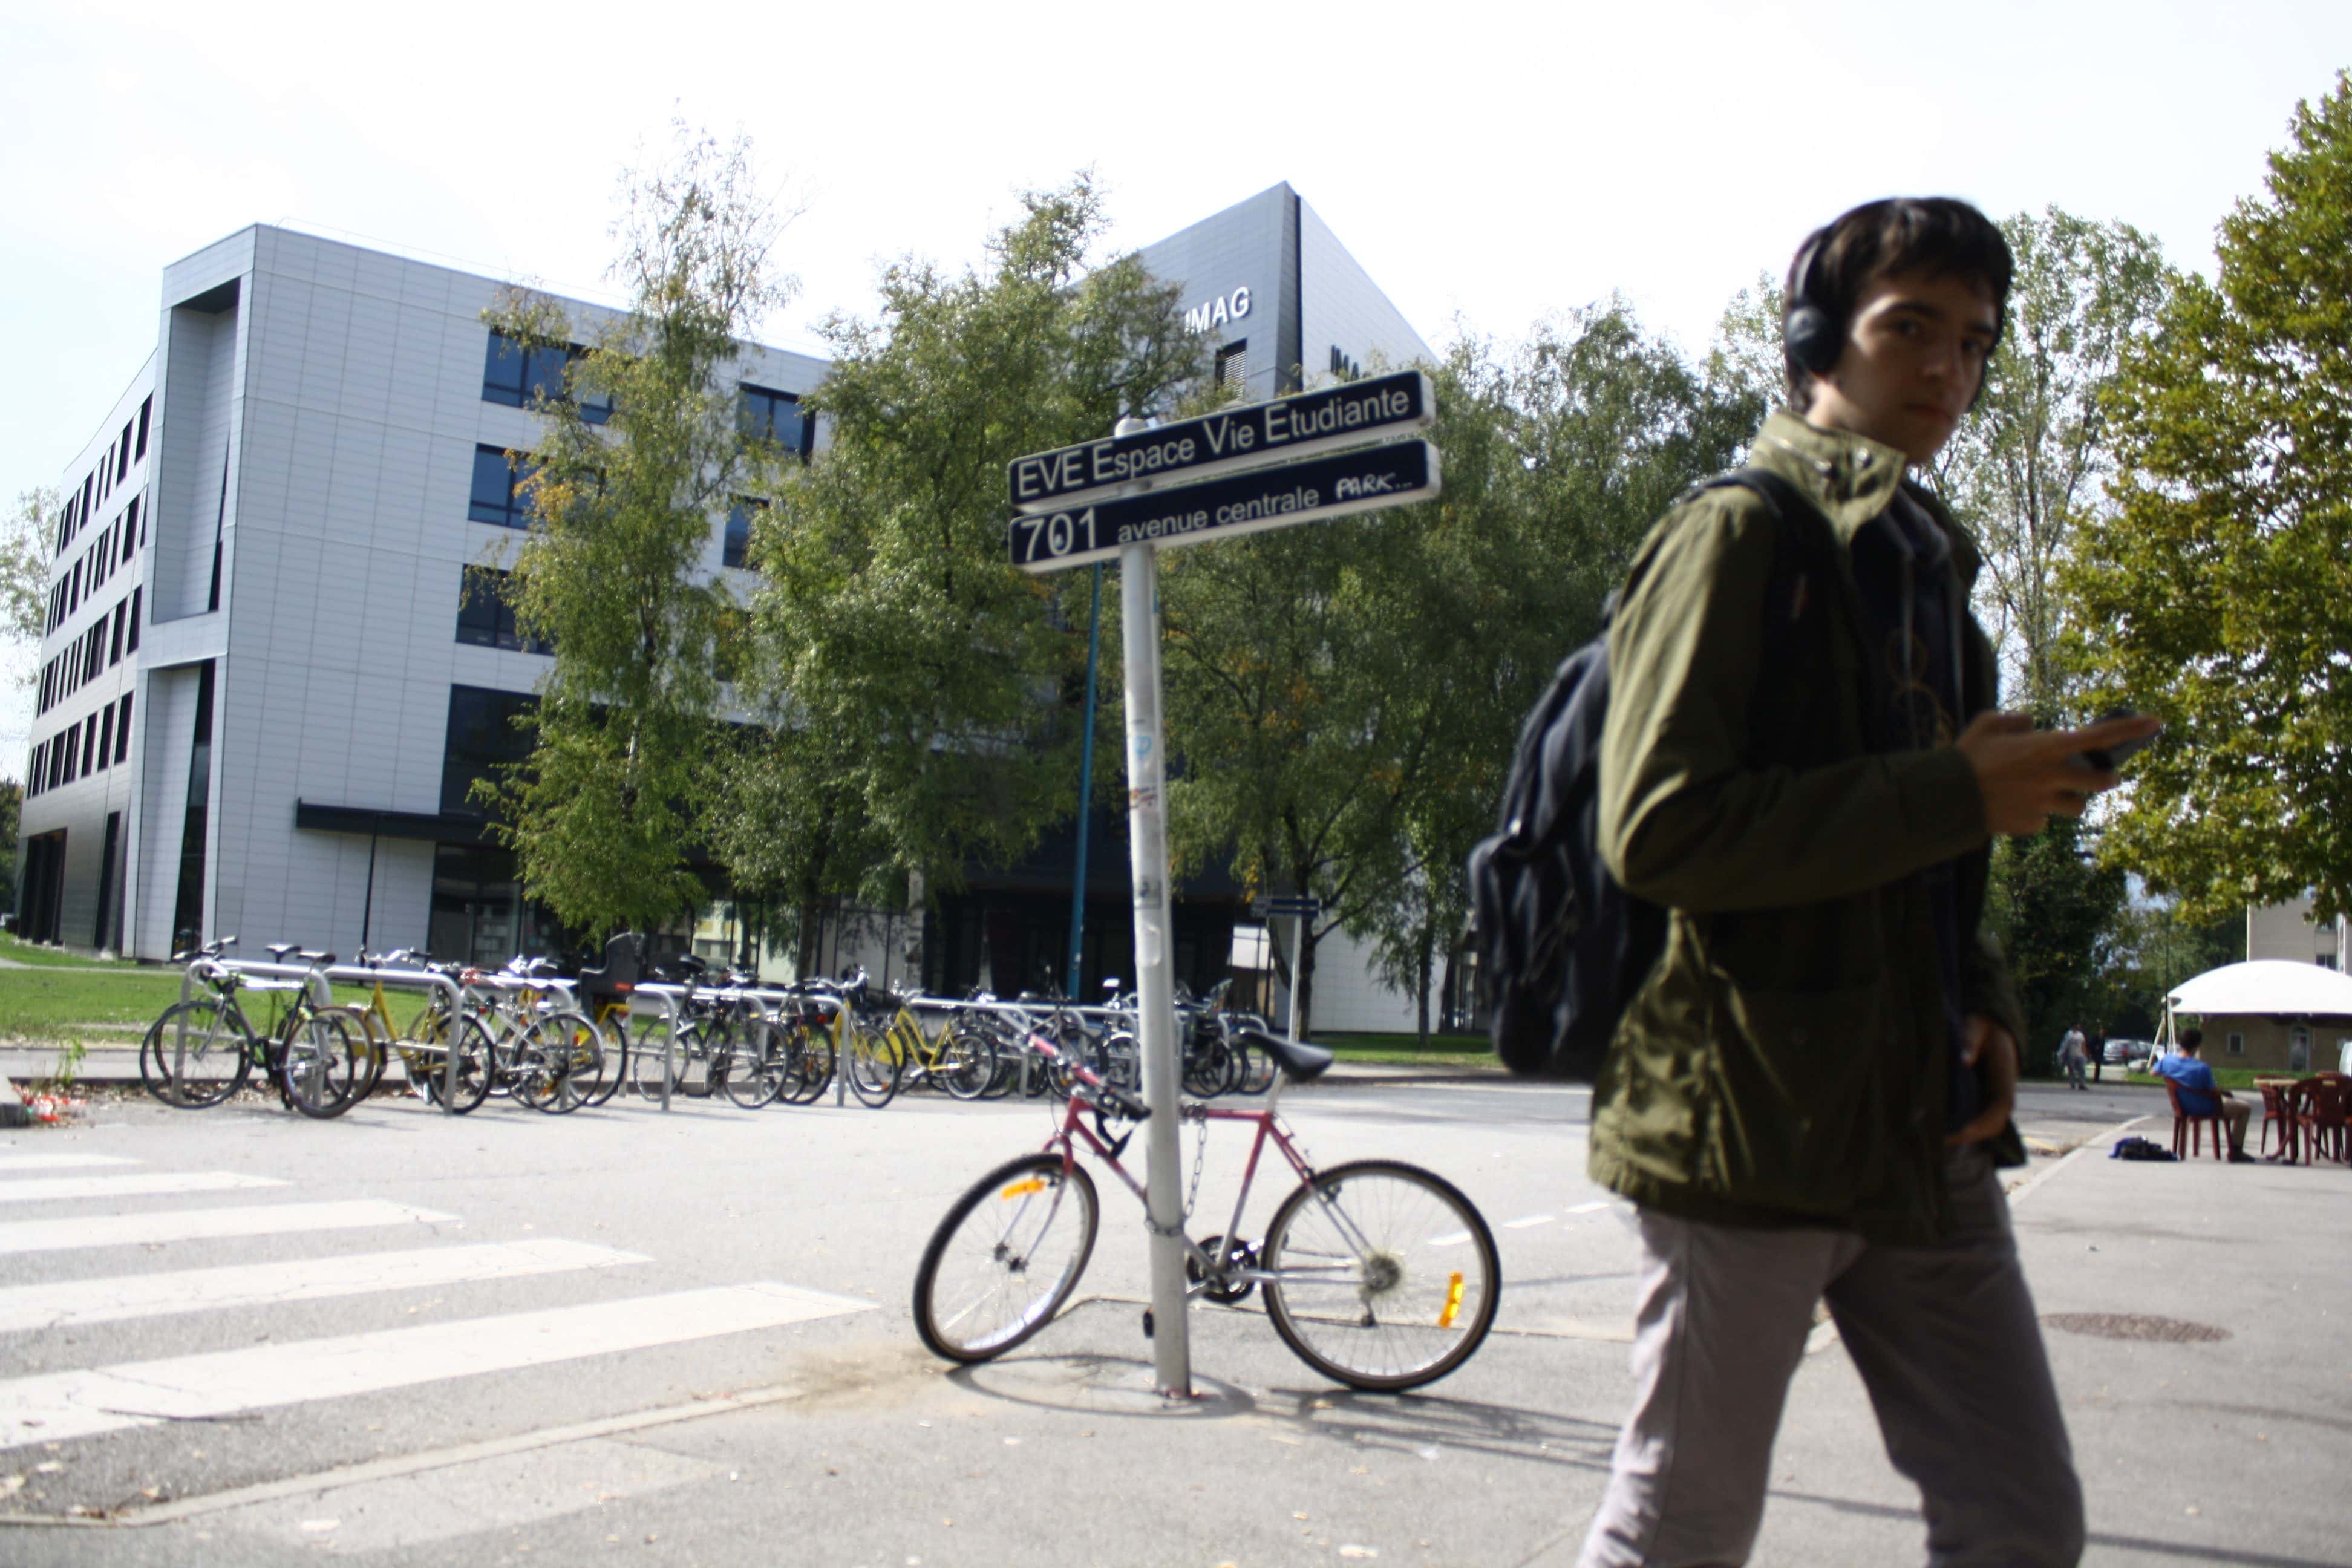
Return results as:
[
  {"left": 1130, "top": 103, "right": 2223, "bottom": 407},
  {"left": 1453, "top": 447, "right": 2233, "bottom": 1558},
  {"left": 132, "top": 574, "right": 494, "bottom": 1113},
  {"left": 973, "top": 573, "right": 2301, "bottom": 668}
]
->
[
  {"left": 0, "top": 1239, "right": 649, "bottom": 1334},
  {"left": 0, "top": 1172, "right": 287, "bottom": 1205},
  {"left": 0, "top": 1154, "right": 142, "bottom": 1173},
  {"left": 0, "top": 1282, "right": 879, "bottom": 1449},
  {"left": 0, "top": 1200, "right": 458, "bottom": 1256}
]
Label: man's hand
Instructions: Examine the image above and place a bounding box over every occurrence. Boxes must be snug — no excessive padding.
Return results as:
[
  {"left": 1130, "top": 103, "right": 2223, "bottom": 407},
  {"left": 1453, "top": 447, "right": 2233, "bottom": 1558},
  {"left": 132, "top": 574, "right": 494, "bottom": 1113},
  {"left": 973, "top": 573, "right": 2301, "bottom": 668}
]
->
[
  {"left": 1949, "top": 1013, "right": 2018, "bottom": 1148},
  {"left": 1957, "top": 711, "right": 2165, "bottom": 837}
]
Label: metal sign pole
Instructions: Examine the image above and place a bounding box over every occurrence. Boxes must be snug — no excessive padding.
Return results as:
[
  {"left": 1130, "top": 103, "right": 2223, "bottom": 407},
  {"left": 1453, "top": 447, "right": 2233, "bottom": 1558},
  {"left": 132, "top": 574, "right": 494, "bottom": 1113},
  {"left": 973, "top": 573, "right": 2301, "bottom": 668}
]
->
[
  {"left": 1120, "top": 537, "right": 1190, "bottom": 1398},
  {"left": 1065, "top": 561, "right": 1103, "bottom": 998},
  {"left": 1287, "top": 912, "right": 1305, "bottom": 1042}
]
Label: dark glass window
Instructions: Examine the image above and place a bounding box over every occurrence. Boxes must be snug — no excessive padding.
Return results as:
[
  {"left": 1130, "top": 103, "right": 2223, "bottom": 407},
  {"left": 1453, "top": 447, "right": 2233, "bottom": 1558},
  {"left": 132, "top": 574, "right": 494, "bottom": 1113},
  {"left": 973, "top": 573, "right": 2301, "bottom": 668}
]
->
[
  {"left": 469, "top": 445, "right": 529, "bottom": 528},
  {"left": 127, "top": 587, "right": 141, "bottom": 653},
  {"left": 109, "top": 599, "right": 125, "bottom": 664},
  {"left": 171, "top": 662, "right": 215, "bottom": 946},
  {"left": 81, "top": 714, "right": 97, "bottom": 779},
  {"left": 135, "top": 396, "right": 151, "bottom": 459},
  {"left": 96, "top": 703, "right": 114, "bottom": 771},
  {"left": 723, "top": 498, "right": 765, "bottom": 570},
  {"left": 441, "top": 684, "right": 538, "bottom": 816},
  {"left": 28, "top": 742, "right": 42, "bottom": 796},
  {"left": 1216, "top": 341, "right": 1250, "bottom": 396},
  {"left": 115, "top": 693, "right": 134, "bottom": 765},
  {"left": 118, "top": 423, "right": 132, "bottom": 482},
  {"left": 482, "top": 331, "right": 610, "bottom": 423},
  {"left": 738, "top": 384, "right": 811, "bottom": 456},
  {"left": 456, "top": 569, "right": 552, "bottom": 655}
]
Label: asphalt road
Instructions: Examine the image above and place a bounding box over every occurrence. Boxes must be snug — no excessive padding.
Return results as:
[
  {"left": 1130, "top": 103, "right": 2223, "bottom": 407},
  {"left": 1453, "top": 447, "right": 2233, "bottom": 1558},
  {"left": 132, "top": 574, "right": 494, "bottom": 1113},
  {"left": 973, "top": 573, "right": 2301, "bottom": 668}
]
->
[{"left": 0, "top": 1073, "right": 2208, "bottom": 1564}]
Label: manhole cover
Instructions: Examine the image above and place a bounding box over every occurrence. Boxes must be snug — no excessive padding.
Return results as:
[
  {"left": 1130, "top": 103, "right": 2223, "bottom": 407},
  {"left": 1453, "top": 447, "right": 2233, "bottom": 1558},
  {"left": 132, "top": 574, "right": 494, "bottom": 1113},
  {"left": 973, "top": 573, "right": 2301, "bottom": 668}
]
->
[{"left": 2042, "top": 1312, "right": 2230, "bottom": 1342}]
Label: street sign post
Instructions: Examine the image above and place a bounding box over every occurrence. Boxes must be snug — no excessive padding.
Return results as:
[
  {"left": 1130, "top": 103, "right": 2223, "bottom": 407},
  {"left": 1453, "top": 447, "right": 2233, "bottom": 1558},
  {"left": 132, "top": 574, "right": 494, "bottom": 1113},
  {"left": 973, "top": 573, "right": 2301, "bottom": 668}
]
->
[
  {"left": 1007, "top": 375, "right": 1440, "bottom": 1399},
  {"left": 1009, "top": 369, "right": 1432, "bottom": 515},
  {"left": 1009, "top": 439, "right": 1439, "bottom": 575}
]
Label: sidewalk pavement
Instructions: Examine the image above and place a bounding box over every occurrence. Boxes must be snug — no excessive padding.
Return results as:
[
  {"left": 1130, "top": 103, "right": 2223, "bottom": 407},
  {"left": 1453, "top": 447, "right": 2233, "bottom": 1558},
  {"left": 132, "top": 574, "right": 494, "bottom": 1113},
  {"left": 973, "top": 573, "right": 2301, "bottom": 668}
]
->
[{"left": 11, "top": 1100, "right": 2344, "bottom": 1567}]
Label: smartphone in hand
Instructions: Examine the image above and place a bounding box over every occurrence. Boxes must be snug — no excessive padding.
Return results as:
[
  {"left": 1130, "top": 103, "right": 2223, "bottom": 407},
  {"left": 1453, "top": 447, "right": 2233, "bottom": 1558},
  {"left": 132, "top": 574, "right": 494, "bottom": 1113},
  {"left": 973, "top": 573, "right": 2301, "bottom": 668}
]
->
[{"left": 2073, "top": 709, "right": 2160, "bottom": 772}]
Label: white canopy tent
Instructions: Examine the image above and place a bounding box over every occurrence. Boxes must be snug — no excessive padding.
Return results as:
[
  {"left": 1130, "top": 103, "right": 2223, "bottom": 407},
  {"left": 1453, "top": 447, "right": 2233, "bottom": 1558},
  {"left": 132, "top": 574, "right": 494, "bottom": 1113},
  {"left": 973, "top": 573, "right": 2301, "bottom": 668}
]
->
[{"left": 2162, "top": 960, "right": 2352, "bottom": 1066}]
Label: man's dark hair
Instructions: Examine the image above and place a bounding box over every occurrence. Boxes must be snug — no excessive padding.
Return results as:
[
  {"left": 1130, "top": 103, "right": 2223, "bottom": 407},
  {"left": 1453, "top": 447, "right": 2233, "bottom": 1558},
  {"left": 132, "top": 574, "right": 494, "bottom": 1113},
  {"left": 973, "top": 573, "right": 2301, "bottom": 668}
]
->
[
  {"left": 1782, "top": 198, "right": 2015, "bottom": 409},
  {"left": 2180, "top": 1027, "right": 2204, "bottom": 1053}
]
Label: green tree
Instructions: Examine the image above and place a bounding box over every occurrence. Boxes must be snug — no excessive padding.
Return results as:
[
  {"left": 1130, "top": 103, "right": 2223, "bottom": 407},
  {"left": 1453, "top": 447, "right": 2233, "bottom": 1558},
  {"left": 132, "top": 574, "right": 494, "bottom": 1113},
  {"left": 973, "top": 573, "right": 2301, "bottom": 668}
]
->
[
  {"left": 737, "top": 175, "right": 1203, "bottom": 922},
  {"left": 2066, "top": 73, "right": 2352, "bottom": 922},
  {"left": 0, "top": 779, "right": 19, "bottom": 909},
  {"left": 479, "top": 126, "right": 796, "bottom": 938},
  {"left": 1930, "top": 209, "right": 2175, "bottom": 720},
  {"left": 4, "top": 489, "right": 55, "bottom": 651},
  {"left": 1985, "top": 816, "right": 2129, "bottom": 1073},
  {"left": 1168, "top": 304, "right": 1750, "bottom": 1033}
]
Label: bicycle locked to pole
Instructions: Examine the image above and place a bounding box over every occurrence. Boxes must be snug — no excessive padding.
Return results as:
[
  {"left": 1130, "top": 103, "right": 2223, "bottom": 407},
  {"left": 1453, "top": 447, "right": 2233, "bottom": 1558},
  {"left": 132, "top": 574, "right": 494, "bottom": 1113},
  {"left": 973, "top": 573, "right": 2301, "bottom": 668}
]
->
[{"left": 912, "top": 1006, "right": 1500, "bottom": 1392}]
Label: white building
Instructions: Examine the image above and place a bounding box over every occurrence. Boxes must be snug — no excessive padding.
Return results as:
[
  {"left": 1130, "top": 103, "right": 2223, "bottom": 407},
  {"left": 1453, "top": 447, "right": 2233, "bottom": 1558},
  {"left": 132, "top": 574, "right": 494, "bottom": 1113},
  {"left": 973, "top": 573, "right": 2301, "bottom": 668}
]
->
[
  {"left": 16, "top": 197, "right": 1446, "bottom": 1033},
  {"left": 14, "top": 224, "right": 822, "bottom": 965},
  {"left": 2247, "top": 895, "right": 2347, "bottom": 971}
]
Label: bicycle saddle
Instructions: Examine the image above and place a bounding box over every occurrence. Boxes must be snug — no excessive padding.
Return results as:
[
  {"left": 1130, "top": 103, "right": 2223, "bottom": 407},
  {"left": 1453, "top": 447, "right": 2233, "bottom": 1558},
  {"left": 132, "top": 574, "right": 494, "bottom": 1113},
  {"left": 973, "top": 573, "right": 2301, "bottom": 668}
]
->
[
  {"left": 300, "top": 950, "right": 336, "bottom": 967},
  {"left": 1237, "top": 1027, "right": 1333, "bottom": 1083},
  {"left": 267, "top": 943, "right": 297, "bottom": 960}
]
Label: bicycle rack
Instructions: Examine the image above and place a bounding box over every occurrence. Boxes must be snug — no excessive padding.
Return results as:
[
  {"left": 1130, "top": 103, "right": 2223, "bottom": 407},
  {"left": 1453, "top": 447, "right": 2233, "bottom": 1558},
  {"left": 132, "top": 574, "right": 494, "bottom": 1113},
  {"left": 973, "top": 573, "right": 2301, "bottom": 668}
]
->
[{"left": 176, "top": 959, "right": 471, "bottom": 1111}]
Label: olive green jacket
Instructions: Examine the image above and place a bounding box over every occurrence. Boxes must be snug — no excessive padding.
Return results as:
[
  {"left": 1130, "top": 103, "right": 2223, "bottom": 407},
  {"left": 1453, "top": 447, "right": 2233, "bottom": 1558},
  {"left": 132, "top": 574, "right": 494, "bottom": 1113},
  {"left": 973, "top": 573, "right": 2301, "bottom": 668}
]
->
[{"left": 1590, "top": 411, "right": 2027, "bottom": 1244}]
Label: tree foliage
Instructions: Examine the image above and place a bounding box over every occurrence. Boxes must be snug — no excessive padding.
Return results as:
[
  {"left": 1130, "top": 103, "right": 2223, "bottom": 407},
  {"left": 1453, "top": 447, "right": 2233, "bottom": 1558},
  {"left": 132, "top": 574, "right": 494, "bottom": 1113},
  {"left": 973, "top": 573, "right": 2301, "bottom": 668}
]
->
[
  {"left": 3, "top": 489, "right": 54, "bottom": 653},
  {"left": 1163, "top": 304, "right": 1753, "bottom": 1033},
  {"left": 2066, "top": 73, "right": 2352, "bottom": 921},
  {"left": 479, "top": 125, "right": 796, "bottom": 938},
  {"left": 730, "top": 175, "right": 1203, "bottom": 921},
  {"left": 1930, "top": 209, "right": 2175, "bottom": 719}
]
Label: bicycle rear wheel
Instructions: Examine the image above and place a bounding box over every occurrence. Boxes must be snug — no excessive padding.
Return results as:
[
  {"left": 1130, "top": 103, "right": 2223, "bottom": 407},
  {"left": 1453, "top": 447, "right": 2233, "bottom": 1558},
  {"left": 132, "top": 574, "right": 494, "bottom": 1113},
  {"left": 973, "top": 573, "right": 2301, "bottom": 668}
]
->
[
  {"left": 913, "top": 1154, "right": 1099, "bottom": 1363},
  {"left": 140, "top": 999, "right": 253, "bottom": 1108},
  {"left": 540, "top": 1010, "right": 613, "bottom": 1110},
  {"left": 581, "top": 1013, "right": 630, "bottom": 1108},
  {"left": 408, "top": 1014, "right": 494, "bottom": 1114},
  {"left": 632, "top": 1021, "right": 703, "bottom": 1099},
  {"left": 938, "top": 1024, "right": 998, "bottom": 1102},
  {"left": 1259, "top": 1159, "right": 1500, "bottom": 1392},
  {"left": 281, "top": 1007, "right": 371, "bottom": 1120},
  {"left": 778, "top": 1019, "right": 834, "bottom": 1105},
  {"left": 720, "top": 1021, "right": 786, "bottom": 1109}
]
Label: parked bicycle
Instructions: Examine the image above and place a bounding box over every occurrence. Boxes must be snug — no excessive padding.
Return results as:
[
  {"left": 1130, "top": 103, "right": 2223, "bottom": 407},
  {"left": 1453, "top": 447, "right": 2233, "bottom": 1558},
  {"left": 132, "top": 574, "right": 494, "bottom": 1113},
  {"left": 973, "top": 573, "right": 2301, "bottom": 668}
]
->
[
  {"left": 140, "top": 940, "right": 371, "bottom": 1119},
  {"left": 912, "top": 1010, "right": 1500, "bottom": 1391}
]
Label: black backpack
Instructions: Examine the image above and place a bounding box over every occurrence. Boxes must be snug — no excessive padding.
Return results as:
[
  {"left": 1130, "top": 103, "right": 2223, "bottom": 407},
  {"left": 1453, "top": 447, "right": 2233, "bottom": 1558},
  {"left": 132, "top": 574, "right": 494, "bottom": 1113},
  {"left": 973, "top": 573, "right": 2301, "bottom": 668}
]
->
[{"left": 1466, "top": 468, "right": 1828, "bottom": 1080}]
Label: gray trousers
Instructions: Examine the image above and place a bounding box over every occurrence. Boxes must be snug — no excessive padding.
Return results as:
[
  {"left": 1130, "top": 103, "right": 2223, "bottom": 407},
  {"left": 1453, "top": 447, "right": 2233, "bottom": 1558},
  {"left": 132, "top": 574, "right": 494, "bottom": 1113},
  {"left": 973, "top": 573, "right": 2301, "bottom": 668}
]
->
[{"left": 1578, "top": 1148, "right": 2083, "bottom": 1567}]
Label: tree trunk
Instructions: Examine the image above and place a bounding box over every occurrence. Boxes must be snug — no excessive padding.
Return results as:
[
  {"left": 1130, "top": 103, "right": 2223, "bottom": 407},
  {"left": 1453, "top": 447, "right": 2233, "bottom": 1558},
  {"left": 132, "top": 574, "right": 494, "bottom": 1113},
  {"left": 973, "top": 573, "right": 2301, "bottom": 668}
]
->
[{"left": 1414, "top": 915, "right": 1434, "bottom": 1048}]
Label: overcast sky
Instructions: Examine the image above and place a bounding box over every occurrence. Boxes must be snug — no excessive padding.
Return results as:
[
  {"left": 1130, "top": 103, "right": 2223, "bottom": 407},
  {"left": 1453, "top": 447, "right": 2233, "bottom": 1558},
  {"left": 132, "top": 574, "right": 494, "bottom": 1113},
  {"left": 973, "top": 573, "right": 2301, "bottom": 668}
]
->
[{"left": 3, "top": 0, "right": 2348, "bottom": 772}]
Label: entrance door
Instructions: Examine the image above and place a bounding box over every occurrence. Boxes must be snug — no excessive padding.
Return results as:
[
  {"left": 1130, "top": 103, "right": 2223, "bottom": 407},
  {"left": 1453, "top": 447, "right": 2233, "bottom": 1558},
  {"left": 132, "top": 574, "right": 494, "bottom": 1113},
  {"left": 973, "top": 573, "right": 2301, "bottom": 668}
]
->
[{"left": 19, "top": 831, "right": 66, "bottom": 946}]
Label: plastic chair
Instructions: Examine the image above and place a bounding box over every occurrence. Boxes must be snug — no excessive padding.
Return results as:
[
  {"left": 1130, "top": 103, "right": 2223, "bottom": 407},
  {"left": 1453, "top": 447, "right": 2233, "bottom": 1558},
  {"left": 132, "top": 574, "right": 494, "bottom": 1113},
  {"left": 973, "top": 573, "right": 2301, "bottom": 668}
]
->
[
  {"left": 2257, "top": 1081, "right": 2295, "bottom": 1161},
  {"left": 2295, "top": 1079, "right": 2350, "bottom": 1165},
  {"left": 2162, "top": 1077, "right": 2226, "bottom": 1161}
]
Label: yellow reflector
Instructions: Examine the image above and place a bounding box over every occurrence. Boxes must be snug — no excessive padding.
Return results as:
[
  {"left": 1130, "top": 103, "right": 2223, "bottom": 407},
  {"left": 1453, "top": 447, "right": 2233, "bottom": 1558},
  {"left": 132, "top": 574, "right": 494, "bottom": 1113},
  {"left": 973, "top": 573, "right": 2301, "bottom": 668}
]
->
[
  {"left": 1438, "top": 1271, "right": 1465, "bottom": 1329},
  {"left": 1000, "top": 1178, "right": 1047, "bottom": 1200}
]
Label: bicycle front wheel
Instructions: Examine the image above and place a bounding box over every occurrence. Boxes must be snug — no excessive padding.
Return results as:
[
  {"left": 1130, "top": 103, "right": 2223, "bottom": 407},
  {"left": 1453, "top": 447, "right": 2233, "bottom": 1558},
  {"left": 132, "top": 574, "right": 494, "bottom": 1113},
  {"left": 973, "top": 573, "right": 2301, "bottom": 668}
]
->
[
  {"left": 913, "top": 1154, "right": 1098, "bottom": 1363},
  {"left": 844, "top": 1023, "right": 901, "bottom": 1108},
  {"left": 281, "top": 1007, "right": 371, "bottom": 1120},
  {"left": 140, "top": 999, "right": 253, "bottom": 1108},
  {"left": 938, "top": 1024, "right": 998, "bottom": 1102},
  {"left": 1260, "top": 1160, "right": 1500, "bottom": 1392}
]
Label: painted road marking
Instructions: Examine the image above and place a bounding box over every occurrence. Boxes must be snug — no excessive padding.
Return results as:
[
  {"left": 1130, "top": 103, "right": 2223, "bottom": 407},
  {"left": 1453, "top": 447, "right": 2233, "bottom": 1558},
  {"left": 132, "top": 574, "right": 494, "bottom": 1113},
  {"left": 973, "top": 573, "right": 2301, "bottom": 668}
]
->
[
  {"left": 0, "top": 1154, "right": 142, "bottom": 1173},
  {"left": 0, "top": 1282, "right": 879, "bottom": 1449},
  {"left": 0, "top": 1172, "right": 286, "bottom": 1206},
  {"left": 1502, "top": 1214, "right": 1553, "bottom": 1229},
  {"left": 0, "top": 1200, "right": 458, "bottom": 1256},
  {"left": 0, "top": 1240, "right": 649, "bottom": 1334},
  {"left": 1566, "top": 1201, "right": 1612, "bottom": 1215}
]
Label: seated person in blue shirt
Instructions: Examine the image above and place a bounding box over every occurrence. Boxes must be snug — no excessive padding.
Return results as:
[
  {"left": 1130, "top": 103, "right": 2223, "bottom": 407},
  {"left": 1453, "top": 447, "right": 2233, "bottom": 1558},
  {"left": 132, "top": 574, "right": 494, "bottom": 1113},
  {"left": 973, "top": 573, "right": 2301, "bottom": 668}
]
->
[{"left": 2154, "top": 1028, "right": 2251, "bottom": 1161}]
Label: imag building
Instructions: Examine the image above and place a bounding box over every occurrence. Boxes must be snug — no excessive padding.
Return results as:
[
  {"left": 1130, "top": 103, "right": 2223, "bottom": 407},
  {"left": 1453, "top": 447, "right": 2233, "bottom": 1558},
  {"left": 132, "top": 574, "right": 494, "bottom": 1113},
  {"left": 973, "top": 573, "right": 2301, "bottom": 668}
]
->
[{"left": 15, "top": 185, "right": 1445, "bottom": 1033}]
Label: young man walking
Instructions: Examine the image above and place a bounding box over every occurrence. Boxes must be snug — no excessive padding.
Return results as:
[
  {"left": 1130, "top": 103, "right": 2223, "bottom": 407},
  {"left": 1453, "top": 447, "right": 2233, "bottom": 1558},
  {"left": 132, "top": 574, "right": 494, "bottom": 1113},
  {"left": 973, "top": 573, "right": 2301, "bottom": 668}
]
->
[{"left": 1576, "top": 198, "right": 2159, "bottom": 1567}]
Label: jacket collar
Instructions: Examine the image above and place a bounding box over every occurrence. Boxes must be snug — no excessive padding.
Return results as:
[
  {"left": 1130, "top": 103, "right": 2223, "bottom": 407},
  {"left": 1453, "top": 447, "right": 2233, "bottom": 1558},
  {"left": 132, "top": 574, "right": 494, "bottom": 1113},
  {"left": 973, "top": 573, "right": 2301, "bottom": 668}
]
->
[{"left": 1746, "top": 409, "right": 1984, "bottom": 589}]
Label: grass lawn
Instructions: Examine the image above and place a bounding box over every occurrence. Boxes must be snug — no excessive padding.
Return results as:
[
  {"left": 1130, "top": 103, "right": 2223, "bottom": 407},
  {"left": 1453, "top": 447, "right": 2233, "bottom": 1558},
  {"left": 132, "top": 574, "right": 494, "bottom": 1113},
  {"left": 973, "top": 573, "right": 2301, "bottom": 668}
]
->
[
  {"left": 0, "top": 958, "right": 434, "bottom": 1049},
  {"left": 2123, "top": 1065, "right": 2272, "bottom": 1093},
  {"left": 0, "top": 933, "right": 128, "bottom": 969},
  {"left": 1312, "top": 1031, "right": 1497, "bottom": 1068}
]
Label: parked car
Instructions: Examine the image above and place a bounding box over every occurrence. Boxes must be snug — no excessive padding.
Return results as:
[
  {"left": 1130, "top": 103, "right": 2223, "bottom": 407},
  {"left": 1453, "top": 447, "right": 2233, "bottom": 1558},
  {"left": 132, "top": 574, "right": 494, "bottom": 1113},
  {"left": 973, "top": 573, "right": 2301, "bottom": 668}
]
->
[{"left": 2105, "top": 1038, "right": 2149, "bottom": 1065}]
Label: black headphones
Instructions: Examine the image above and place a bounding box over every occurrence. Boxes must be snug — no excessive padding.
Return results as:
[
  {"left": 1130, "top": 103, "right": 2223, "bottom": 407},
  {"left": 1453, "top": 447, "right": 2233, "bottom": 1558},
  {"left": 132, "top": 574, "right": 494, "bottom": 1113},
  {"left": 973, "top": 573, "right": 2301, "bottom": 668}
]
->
[{"left": 1780, "top": 229, "right": 1843, "bottom": 378}]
